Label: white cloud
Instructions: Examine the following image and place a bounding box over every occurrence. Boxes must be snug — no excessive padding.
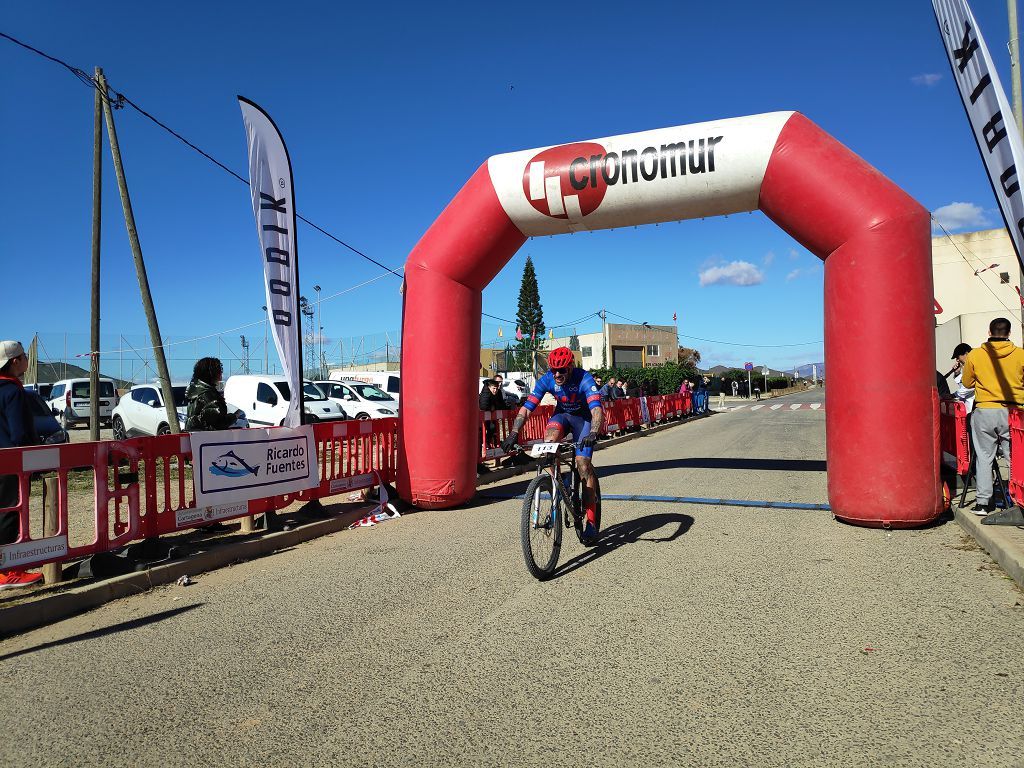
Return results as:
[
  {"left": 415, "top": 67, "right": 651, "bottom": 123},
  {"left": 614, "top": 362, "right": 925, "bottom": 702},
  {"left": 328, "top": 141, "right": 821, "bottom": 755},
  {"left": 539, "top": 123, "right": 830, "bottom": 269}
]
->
[
  {"left": 763, "top": 250, "right": 776, "bottom": 266},
  {"left": 698, "top": 260, "right": 764, "bottom": 287},
  {"left": 911, "top": 73, "right": 942, "bottom": 87},
  {"left": 931, "top": 202, "right": 992, "bottom": 233},
  {"left": 786, "top": 263, "right": 821, "bottom": 282},
  {"left": 788, "top": 248, "right": 800, "bottom": 260}
]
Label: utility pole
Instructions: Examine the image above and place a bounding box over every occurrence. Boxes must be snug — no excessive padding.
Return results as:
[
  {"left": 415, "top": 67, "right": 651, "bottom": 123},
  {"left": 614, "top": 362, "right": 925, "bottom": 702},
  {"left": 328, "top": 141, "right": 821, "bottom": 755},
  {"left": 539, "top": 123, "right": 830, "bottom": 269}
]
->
[
  {"left": 98, "top": 70, "right": 179, "bottom": 433},
  {"left": 314, "top": 284, "right": 322, "bottom": 378},
  {"left": 89, "top": 67, "right": 103, "bottom": 441},
  {"left": 1011, "top": 0, "right": 1024, "bottom": 137},
  {"left": 261, "top": 305, "right": 269, "bottom": 373}
]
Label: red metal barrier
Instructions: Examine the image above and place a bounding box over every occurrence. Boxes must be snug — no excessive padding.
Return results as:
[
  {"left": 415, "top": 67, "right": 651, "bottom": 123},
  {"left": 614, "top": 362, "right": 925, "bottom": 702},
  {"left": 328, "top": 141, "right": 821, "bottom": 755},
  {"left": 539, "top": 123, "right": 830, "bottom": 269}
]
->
[
  {"left": 938, "top": 399, "right": 970, "bottom": 477},
  {"left": 0, "top": 418, "right": 399, "bottom": 571},
  {"left": 1009, "top": 408, "right": 1024, "bottom": 507},
  {"left": 478, "top": 405, "right": 554, "bottom": 460}
]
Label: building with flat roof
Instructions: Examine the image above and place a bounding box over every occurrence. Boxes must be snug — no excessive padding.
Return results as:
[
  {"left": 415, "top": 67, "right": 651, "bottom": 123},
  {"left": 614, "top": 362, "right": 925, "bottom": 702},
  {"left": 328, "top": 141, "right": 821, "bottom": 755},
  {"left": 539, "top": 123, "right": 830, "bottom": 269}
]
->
[{"left": 933, "top": 228, "right": 1023, "bottom": 370}]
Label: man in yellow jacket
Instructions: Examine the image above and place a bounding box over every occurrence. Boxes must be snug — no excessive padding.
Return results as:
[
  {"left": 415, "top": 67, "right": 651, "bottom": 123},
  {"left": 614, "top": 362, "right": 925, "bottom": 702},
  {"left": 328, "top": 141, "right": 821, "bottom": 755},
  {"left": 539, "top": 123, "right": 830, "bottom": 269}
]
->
[{"left": 961, "top": 317, "right": 1024, "bottom": 514}]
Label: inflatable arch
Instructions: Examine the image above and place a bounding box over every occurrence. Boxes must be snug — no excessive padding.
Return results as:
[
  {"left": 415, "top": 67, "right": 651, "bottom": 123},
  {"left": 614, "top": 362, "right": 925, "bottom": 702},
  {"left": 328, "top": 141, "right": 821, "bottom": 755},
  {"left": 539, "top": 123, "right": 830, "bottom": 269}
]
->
[{"left": 398, "top": 111, "right": 943, "bottom": 528}]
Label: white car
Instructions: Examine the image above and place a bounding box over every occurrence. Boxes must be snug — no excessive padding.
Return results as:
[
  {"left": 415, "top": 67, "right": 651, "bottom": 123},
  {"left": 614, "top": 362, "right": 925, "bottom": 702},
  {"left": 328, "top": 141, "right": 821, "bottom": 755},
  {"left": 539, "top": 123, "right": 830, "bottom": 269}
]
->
[
  {"left": 312, "top": 380, "right": 398, "bottom": 420},
  {"left": 47, "top": 377, "right": 119, "bottom": 430},
  {"left": 328, "top": 370, "right": 401, "bottom": 405},
  {"left": 224, "top": 375, "right": 348, "bottom": 427},
  {"left": 112, "top": 382, "right": 249, "bottom": 438}
]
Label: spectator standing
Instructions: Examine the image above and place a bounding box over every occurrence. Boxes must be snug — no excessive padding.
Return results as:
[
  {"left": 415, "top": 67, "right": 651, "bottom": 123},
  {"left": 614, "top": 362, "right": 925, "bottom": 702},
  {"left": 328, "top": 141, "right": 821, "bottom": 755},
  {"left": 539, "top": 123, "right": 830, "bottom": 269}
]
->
[
  {"left": 753, "top": 384, "right": 761, "bottom": 401},
  {"left": 949, "top": 342, "right": 975, "bottom": 413},
  {"left": 961, "top": 318, "right": 1024, "bottom": 514},
  {"left": 732, "top": 380, "right": 739, "bottom": 397},
  {"left": 185, "top": 357, "right": 243, "bottom": 432},
  {"left": 600, "top": 375, "right": 619, "bottom": 401},
  {"left": 479, "top": 378, "right": 505, "bottom": 448},
  {"left": 0, "top": 341, "right": 43, "bottom": 590},
  {"left": 711, "top": 375, "right": 725, "bottom": 410}
]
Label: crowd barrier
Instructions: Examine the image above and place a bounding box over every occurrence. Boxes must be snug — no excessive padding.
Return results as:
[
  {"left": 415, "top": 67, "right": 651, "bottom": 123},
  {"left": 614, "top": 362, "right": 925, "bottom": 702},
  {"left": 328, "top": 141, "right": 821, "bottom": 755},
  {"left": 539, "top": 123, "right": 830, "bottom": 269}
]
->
[
  {"left": 938, "top": 399, "right": 970, "bottom": 476},
  {"left": 1009, "top": 408, "right": 1024, "bottom": 507},
  {"left": 0, "top": 418, "right": 399, "bottom": 572},
  {"left": 479, "top": 393, "right": 692, "bottom": 461}
]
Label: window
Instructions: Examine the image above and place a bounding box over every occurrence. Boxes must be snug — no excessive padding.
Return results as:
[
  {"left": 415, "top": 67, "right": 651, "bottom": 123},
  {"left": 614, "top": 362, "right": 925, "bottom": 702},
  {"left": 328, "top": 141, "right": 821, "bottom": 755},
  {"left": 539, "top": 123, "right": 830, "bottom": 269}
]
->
[
  {"left": 1001, "top": 272, "right": 1011, "bottom": 284},
  {"left": 581, "top": 346, "right": 592, "bottom": 357},
  {"left": 646, "top": 345, "right": 660, "bottom": 357},
  {"left": 131, "top": 387, "right": 158, "bottom": 405},
  {"left": 387, "top": 376, "right": 400, "bottom": 394},
  {"left": 50, "top": 384, "right": 65, "bottom": 399},
  {"left": 71, "top": 381, "right": 116, "bottom": 398},
  {"left": 257, "top": 383, "right": 278, "bottom": 404}
]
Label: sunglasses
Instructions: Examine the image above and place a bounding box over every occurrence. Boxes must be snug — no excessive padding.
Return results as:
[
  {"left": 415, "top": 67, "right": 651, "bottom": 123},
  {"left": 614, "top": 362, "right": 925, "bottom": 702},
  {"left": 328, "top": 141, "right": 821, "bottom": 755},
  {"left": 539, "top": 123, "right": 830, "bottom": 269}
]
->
[{"left": 551, "top": 367, "right": 568, "bottom": 375}]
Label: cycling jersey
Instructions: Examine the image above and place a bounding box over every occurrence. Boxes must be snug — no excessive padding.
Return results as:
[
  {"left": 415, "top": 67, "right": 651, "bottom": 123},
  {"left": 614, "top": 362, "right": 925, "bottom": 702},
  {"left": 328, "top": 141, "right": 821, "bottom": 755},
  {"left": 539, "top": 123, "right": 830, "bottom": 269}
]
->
[{"left": 523, "top": 368, "right": 602, "bottom": 417}]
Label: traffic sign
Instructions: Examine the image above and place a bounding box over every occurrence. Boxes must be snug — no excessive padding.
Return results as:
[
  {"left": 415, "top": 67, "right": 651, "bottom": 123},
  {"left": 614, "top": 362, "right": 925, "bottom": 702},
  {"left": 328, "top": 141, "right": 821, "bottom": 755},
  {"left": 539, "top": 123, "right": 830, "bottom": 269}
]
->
[{"left": 744, "top": 362, "right": 753, "bottom": 371}]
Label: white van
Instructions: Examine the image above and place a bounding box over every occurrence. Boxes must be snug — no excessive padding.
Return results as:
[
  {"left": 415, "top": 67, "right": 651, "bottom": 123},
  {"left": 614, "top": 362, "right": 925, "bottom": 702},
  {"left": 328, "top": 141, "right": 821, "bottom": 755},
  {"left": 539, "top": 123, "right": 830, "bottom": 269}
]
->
[
  {"left": 224, "top": 375, "right": 348, "bottom": 427},
  {"left": 327, "top": 370, "right": 400, "bottom": 404},
  {"left": 47, "top": 377, "right": 119, "bottom": 429},
  {"left": 313, "top": 380, "right": 398, "bottom": 420}
]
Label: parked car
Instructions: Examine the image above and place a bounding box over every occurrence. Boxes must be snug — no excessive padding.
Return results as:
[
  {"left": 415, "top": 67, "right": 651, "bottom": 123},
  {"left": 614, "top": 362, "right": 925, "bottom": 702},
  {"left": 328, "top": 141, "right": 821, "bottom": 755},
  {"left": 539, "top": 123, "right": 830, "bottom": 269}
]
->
[
  {"left": 24, "top": 390, "right": 68, "bottom": 444},
  {"left": 24, "top": 383, "right": 52, "bottom": 400},
  {"left": 223, "top": 375, "right": 348, "bottom": 427},
  {"left": 46, "top": 377, "right": 118, "bottom": 430},
  {"left": 111, "top": 382, "right": 250, "bottom": 439},
  {"left": 327, "top": 370, "right": 400, "bottom": 405},
  {"left": 312, "top": 380, "right": 398, "bottom": 420}
]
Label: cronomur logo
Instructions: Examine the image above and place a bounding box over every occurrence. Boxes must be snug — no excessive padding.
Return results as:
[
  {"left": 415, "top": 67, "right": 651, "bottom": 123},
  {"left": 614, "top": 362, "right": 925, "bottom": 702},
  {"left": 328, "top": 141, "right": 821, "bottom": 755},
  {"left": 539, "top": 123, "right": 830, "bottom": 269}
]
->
[
  {"left": 522, "top": 136, "right": 725, "bottom": 220},
  {"left": 523, "top": 142, "right": 608, "bottom": 220},
  {"left": 209, "top": 450, "right": 260, "bottom": 478}
]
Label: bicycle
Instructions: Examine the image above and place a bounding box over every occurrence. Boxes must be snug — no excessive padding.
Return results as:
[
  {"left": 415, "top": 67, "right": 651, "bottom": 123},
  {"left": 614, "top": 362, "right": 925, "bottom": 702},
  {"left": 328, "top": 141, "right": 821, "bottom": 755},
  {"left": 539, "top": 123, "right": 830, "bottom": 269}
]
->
[{"left": 516, "top": 441, "right": 602, "bottom": 581}]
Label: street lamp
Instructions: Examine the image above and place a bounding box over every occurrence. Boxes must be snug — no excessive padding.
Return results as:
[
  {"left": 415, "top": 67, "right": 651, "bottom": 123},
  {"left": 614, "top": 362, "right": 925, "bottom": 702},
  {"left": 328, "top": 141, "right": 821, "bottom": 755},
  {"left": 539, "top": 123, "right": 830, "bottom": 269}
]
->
[
  {"left": 641, "top": 322, "right": 651, "bottom": 368},
  {"left": 313, "top": 285, "right": 322, "bottom": 378}
]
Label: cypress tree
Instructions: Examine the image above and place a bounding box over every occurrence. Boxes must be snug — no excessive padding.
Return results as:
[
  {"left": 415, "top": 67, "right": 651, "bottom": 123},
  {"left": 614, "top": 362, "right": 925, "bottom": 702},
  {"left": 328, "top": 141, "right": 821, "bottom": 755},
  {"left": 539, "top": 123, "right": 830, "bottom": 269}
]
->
[{"left": 515, "top": 255, "right": 546, "bottom": 370}]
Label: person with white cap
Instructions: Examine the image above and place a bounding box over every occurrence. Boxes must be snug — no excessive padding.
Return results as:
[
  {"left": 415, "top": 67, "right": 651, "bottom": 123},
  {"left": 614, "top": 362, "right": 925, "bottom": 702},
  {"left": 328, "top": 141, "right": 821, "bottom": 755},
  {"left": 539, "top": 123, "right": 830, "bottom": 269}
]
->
[{"left": 0, "top": 340, "right": 43, "bottom": 589}]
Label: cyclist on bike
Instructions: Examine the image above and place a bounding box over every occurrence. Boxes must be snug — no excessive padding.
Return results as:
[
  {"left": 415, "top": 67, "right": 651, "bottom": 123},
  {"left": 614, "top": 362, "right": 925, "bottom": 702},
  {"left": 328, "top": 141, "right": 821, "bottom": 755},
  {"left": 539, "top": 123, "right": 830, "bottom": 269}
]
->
[{"left": 502, "top": 347, "right": 604, "bottom": 542}]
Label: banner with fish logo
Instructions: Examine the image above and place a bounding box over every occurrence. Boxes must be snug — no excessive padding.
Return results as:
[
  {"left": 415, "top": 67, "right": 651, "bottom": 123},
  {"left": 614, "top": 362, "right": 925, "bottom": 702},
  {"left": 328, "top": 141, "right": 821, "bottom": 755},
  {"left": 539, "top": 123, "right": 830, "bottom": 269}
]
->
[{"left": 189, "top": 425, "right": 318, "bottom": 507}]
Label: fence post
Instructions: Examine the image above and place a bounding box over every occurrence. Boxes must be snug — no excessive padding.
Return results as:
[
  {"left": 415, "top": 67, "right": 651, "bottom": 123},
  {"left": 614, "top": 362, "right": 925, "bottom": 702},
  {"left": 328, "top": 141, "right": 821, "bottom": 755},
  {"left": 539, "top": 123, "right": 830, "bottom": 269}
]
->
[{"left": 42, "top": 477, "right": 61, "bottom": 585}]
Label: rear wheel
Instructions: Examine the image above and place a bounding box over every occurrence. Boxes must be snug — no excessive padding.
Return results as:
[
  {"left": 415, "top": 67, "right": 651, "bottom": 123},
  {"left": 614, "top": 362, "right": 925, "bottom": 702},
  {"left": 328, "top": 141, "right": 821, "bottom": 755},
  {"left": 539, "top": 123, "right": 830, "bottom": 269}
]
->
[
  {"left": 157, "top": 424, "right": 171, "bottom": 436},
  {"left": 60, "top": 410, "right": 73, "bottom": 430},
  {"left": 356, "top": 412, "right": 370, "bottom": 420},
  {"left": 520, "top": 473, "right": 563, "bottom": 580},
  {"left": 112, "top": 416, "right": 127, "bottom": 440}
]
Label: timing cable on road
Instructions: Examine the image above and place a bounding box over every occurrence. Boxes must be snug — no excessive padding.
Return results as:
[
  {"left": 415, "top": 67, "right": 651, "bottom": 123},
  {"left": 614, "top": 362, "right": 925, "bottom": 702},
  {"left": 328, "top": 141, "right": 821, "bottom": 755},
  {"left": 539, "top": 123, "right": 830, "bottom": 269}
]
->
[{"left": 480, "top": 491, "right": 830, "bottom": 511}]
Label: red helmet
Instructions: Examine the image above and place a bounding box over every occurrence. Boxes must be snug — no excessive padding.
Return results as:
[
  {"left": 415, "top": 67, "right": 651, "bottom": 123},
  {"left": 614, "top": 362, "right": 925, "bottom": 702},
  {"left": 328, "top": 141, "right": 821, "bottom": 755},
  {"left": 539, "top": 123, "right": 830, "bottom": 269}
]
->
[{"left": 547, "top": 346, "right": 574, "bottom": 370}]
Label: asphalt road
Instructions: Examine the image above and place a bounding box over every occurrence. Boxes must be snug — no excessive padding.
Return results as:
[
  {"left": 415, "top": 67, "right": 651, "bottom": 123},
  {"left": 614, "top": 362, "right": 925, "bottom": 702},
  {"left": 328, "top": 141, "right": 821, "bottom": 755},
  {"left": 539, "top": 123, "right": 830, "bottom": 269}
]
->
[{"left": 2, "top": 389, "right": 1023, "bottom": 767}]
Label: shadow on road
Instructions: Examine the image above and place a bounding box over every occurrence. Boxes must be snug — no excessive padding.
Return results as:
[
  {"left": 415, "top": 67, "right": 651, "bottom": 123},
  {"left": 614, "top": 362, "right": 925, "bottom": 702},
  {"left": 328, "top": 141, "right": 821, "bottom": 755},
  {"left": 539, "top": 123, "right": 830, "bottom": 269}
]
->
[
  {"left": 0, "top": 603, "right": 203, "bottom": 660},
  {"left": 551, "top": 512, "right": 694, "bottom": 580},
  {"left": 597, "top": 457, "right": 827, "bottom": 479}
]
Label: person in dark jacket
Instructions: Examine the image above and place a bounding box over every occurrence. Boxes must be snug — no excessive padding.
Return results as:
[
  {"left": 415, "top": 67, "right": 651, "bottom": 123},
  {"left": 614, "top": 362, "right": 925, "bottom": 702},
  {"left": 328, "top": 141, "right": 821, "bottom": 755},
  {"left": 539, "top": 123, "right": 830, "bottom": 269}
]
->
[
  {"left": 185, "top": 357, "right": 242, "bottom": 432},
  {"left": 0, "top": 340, "right": 43, "bottom": 590},
  {"left": 479, "top": 379, "right": 506, "bottom": 448}
]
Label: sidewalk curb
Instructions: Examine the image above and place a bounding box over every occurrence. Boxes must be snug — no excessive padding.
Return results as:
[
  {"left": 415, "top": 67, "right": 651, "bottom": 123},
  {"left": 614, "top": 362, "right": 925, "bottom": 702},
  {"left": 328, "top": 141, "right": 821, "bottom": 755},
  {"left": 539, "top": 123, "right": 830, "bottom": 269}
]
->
[
  {"left": 954, "top": 506, "right": 1024, "bottom": 591},
  {"left": 476, "top": 411, "right": 714, "bottom": 488},
  {"left": 0, "top": 504, "right": 375, "bottom": 639}
]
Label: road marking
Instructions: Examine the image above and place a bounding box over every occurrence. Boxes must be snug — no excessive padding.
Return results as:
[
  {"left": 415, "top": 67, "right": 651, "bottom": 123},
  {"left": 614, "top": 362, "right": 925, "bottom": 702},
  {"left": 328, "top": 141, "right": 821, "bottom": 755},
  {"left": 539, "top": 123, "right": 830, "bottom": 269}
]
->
[
  {"left": 790, "top": 404, "right": 802, "bottom": 410},
  {"left": 770, "top": 404, "right": 783, "bottom": 410},
  {"left": 751, "top": 405, "right": 766, "bottom": 411},
  {"left": 810, "top": 403, "right": 821, "bottom": 410}
]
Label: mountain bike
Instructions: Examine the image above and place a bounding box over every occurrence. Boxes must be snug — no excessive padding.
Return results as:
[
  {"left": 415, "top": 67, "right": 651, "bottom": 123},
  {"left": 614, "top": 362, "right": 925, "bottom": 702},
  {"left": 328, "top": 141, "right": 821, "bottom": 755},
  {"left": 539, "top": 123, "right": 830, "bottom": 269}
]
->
[{"left": 518, "top": 441, "right": 602, "bottom": 581}]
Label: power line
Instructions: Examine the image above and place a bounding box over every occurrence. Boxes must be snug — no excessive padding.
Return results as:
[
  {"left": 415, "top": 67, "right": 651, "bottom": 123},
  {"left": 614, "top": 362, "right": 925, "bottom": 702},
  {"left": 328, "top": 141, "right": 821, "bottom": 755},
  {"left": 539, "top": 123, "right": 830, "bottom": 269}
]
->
[
  {"left": 604, "top": 310, "right": 823, "bottom": 348},
  {"left": 2, "top": 31, "right": 404, "bottom": 280},
  {"left": 932, "top": 218, "right": 1020, "bottom": 316}
]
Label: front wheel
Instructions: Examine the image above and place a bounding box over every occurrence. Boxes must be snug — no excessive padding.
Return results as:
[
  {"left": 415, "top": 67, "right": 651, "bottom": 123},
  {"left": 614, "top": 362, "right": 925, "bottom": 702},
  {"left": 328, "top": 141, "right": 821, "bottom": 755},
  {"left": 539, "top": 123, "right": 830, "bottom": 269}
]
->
[
  {"left": 521, "top": 473, "right": 563, "bottom": 580},
  {"left": 112, "top": 416, "right": 127, "bottom": 440}
]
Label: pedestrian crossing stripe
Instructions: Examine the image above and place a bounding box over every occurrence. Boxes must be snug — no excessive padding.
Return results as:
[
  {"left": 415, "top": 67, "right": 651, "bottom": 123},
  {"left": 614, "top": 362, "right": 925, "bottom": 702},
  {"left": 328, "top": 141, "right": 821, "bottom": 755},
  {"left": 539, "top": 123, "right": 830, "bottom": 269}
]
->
[{"left": 724, "top": 403, "right": 824, "bottom": 412}]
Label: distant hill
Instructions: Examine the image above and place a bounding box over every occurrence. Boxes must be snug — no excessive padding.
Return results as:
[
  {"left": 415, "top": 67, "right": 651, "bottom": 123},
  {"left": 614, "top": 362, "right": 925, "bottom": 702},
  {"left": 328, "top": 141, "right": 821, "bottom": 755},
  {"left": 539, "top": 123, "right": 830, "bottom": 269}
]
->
[{"left": 28, "top": 361, "right": 130, "bottom": 389}]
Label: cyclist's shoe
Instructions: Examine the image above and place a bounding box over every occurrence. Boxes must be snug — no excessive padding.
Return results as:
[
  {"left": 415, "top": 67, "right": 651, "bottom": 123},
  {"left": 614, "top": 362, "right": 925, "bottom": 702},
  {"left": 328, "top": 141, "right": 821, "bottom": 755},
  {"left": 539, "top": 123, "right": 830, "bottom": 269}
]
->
[{"left": 581, "top": 507, "right": 599, "bottom": 545}]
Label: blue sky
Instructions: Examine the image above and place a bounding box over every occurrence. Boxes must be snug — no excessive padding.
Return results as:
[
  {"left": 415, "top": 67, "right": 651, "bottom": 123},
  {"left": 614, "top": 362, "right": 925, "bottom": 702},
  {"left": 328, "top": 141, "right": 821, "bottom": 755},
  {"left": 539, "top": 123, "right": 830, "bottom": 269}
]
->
[{"left": 3, "top": 1, "right": 1014, "bottom": 377}]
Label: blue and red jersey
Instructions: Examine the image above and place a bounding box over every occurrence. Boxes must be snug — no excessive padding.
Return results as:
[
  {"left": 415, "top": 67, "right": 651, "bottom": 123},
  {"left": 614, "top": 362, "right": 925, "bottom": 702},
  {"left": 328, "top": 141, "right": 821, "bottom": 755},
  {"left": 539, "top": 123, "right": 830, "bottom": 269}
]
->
[{"left": 523, "top": 368, "right": 602, "bottom": 417}]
